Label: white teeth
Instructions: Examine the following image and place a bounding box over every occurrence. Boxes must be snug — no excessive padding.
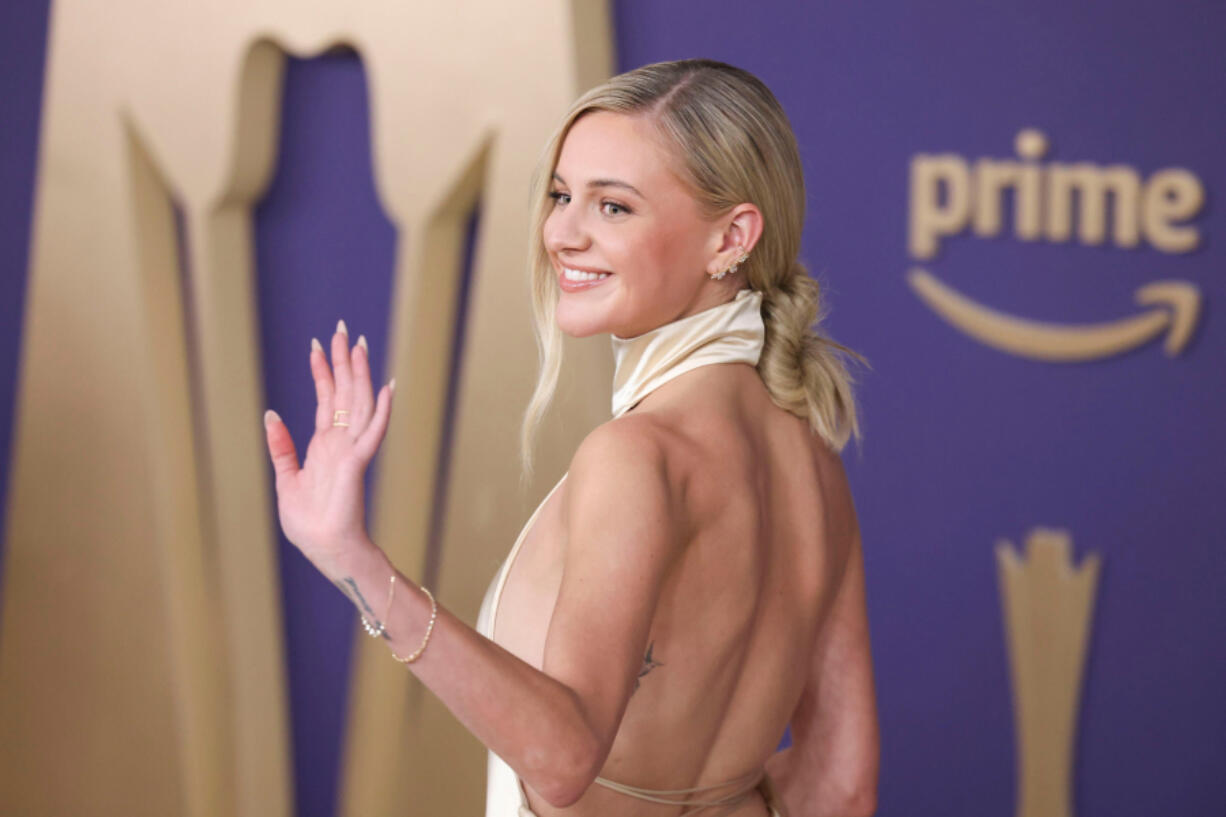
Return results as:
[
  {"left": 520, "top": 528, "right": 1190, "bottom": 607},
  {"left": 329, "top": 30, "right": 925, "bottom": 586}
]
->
[{"left": 563, "top": 267, "right": 610, "bottom": 282}]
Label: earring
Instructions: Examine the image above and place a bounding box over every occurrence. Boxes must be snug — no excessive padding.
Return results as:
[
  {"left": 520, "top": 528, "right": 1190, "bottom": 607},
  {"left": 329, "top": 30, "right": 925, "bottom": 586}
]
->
[{"left": 710, "top": 247, "right": 750, "bottom": 280}]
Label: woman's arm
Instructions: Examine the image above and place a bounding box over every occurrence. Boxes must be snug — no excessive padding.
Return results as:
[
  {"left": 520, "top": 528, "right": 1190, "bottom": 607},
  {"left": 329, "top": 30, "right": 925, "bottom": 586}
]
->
[
  {"left": 766, "top": 521, "right": 879, "bottom": 817},
  {"left": 326, "top": 421, "right": 678, "bottom": 808},
  {"left": 264, "top": 327, "right": 678, "bottom": 809}
]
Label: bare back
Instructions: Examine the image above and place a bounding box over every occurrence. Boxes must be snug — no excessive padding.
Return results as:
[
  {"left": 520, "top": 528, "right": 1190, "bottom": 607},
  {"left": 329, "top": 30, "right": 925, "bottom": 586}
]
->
[{"left": 493, "top": 361, "right": 860, "bottom": 817}]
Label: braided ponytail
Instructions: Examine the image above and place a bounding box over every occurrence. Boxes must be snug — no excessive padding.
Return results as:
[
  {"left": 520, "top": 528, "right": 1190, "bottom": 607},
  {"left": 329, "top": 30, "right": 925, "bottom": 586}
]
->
[{"left": 757, "top": 262, "right": 867, "bottom": 452}]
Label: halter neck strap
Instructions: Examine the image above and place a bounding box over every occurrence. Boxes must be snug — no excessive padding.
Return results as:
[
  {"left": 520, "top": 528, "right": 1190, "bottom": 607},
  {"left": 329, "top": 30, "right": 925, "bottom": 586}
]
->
[{"left": 610, "top": 288, "right": 765, "bottom": 418}]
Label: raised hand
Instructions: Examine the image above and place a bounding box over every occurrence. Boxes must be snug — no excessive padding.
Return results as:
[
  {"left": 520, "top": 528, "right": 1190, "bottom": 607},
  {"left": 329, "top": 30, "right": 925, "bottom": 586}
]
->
[{"left": 262, "top": 319, "right": 395, "bottom": 579}]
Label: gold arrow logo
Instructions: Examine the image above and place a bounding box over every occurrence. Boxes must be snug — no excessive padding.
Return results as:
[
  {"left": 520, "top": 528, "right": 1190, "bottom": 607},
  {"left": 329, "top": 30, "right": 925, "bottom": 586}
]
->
[{"left": 907, "top": 268, "right": 1201, "bottom": 361}]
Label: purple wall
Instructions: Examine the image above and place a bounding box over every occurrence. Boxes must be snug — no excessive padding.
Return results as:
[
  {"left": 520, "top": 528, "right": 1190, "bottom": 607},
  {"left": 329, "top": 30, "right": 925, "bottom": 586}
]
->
[
  {"left": 0, "top": 0, "right": 51, "bottom": 592},
  {"left": 2, "top": 2, "right": 1223, "bottom": 816},
  {"left": 251, "top": 52, "right": 399, "bottom": 817}
]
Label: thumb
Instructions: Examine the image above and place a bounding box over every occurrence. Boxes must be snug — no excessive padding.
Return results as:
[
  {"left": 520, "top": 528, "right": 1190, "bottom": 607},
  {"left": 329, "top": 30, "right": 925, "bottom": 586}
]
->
[{"left": 263, "top": 409, "right": 300, "bottom": 481}]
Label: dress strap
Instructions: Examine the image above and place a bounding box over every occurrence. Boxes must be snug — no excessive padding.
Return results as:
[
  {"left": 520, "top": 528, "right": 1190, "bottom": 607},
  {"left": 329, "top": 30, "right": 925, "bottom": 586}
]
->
[{"left": 591, "top": 767, "right": 765, "bottom": 814}]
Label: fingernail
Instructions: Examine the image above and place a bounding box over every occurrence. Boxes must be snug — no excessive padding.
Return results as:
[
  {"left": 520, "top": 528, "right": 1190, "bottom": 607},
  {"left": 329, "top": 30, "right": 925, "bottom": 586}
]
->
[
  {"left": 358, "top": 334, "right": 368, "bottom": 352},
  {"left": 337, "top": 318, "right": 348, "bottom": 336},
  {"left": 264, "top": 409, "right": 281, "bottom": 426},
  {"left": 388, "top": 378, "right": 396, "bottom": 393},
  {"left": 311, "top": 337, "right": 322, "bottom": 354}
]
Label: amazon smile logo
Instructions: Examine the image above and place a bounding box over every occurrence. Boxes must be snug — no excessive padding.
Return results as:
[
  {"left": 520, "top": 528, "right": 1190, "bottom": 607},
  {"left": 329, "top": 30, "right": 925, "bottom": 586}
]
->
[{"left": 906, "top": 129, "right": 1205, "bottom": 361}]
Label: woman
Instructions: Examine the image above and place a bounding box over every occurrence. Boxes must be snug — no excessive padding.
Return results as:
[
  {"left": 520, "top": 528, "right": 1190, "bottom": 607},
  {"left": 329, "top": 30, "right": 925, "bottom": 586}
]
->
[{"left": 263, "top": 59, "right": 879, "bottom": 817}]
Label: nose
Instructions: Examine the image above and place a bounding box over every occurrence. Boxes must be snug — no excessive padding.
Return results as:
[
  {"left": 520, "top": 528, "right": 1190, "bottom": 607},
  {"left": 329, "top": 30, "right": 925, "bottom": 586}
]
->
[{"left": 543, "top": 196, "right": 590, "bottom": 256}]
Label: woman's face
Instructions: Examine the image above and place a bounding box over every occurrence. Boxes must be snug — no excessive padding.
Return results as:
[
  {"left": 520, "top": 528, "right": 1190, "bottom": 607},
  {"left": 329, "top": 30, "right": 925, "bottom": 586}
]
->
[{"left": 543, "top": 110, "right": 738, "bottom": 339}]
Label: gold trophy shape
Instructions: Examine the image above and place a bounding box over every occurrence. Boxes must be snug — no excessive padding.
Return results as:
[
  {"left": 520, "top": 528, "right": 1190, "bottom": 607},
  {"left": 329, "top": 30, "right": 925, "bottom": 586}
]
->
[{"left": 996, "top": 527, "right": 1102, "bottom": 817}]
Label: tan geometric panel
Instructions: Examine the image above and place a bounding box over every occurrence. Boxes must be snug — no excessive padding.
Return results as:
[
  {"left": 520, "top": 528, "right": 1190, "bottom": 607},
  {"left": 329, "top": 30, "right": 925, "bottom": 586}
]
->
[
  {"left": 0, "top": 2, "right": 613, "bottom": 816},
  {"left": 997, "top": 528, "right": 1102, "bottom": 817}
]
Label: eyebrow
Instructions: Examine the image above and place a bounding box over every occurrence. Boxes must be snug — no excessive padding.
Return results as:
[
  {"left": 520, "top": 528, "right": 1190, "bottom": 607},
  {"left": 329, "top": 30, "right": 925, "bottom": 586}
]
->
[{"left": 552, "top": 171, "right": 644, "bottom": 199}]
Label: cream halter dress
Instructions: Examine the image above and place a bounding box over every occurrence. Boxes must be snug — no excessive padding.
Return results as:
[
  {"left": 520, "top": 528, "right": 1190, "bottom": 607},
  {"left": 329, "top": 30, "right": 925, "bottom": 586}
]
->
[{"left": 474, "top": 288, "right": 787, "bottom": 816}]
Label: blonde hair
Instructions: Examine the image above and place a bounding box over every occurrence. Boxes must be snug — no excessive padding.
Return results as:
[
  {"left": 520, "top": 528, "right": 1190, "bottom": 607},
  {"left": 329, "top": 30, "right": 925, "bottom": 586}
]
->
[{"left": 520, "top": 58, "right": 868, "bottom": 481}]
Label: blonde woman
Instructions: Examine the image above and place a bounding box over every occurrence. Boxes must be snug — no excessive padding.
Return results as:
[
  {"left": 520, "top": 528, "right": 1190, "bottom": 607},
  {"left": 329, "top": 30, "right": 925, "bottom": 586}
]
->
[{"left": 263, "top": 59, "right": 879, "bottom": 817}]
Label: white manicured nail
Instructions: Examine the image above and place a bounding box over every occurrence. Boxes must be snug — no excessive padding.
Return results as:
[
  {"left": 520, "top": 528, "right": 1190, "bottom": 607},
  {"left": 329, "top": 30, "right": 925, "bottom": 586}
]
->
[
  {"left": 358, "top": 335, "right": 368, "bottom": 352},
  {"left": 337, "top": 319, "right": 348, "bottom": 336},
  {"left": 311, "top": 337, "right": 322, "bottom": 354}
]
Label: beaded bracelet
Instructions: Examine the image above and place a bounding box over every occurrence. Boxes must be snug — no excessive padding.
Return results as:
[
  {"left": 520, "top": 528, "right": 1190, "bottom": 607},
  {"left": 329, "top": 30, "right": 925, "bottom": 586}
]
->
[
  {"left": 391, "top": 585, "right": 437, "bottom": 665},
  {"left": 360, "top": 573, "right": 396, "bottom": 638}
]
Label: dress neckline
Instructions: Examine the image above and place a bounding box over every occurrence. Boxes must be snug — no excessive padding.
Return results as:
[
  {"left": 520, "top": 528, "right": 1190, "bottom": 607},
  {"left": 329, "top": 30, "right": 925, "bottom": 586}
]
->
[
  {"left": 488, "top": 472, "right": 568, "bottom": 644},
  {"left": 609, "top": 287, "right": 765, "bottom": 418}
]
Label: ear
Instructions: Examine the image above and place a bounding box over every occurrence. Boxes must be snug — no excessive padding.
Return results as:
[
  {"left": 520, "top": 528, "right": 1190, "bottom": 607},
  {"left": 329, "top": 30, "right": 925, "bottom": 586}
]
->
[{"left": 705, "top": 202, "right": 764, "bottom": 277}]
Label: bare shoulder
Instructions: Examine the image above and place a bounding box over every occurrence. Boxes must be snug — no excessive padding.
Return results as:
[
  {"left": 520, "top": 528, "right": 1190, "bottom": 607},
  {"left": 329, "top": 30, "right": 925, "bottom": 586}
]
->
[
  {"left": 569, "top": 414, "right": 670, "bottom": 478},
  {"left": 569, "top": 408, "right": 703, "bottom": 496},
  {"left": 565, "top": 415, "right": 685, "bottom": 555}
]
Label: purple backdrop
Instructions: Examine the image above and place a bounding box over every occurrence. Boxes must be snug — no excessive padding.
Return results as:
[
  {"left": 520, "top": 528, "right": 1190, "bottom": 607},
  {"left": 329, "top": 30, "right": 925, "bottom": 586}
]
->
[{"left": 1, "top": 2, "right": 1223, "bottom": 816}]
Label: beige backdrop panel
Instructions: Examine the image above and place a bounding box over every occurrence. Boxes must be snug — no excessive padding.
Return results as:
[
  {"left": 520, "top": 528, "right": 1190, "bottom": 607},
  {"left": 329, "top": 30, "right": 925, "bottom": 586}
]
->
[
  {"left": 0, "top": 2, "right": 614, "bottom": 816},
  {"left": 997, "top": 529, "right": 1101, "bottom": 817}
]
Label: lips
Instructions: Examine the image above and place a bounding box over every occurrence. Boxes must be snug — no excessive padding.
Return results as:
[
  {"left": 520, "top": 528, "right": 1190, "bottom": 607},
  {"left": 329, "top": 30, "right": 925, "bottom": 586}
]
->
[{"left": 558, "top": 264, "right": 613, "bottom": 292}]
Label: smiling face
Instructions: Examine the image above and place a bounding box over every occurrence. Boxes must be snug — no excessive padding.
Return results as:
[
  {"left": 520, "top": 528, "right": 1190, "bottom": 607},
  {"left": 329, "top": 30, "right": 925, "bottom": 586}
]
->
[{"left": 543, "top": 110, "right": 743, "bottom": 338}]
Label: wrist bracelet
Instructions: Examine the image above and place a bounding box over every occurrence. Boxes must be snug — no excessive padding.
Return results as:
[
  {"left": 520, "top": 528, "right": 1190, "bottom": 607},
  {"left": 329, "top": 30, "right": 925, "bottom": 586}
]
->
[
  {"left": 360, "top": 574, "right": 396, "bottom": 638},
  {"left": 391, "top": 585, "right": 437, "bottom": 665}
]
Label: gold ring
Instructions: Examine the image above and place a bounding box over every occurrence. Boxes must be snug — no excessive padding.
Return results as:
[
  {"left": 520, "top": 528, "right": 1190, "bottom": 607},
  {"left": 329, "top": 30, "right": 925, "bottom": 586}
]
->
[{"left": 333, "top": 409, "right": 350, "bottom": 427}]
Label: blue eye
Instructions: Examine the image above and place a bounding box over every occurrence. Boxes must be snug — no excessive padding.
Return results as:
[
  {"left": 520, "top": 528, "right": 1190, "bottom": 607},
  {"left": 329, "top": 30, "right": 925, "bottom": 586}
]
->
[{"left": 602, "top": 201, "right": 631, "bottom": 216}]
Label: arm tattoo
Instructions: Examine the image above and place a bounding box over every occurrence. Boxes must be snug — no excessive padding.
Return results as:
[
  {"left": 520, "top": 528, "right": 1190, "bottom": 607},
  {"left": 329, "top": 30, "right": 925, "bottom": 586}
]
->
[
  {"left": 334, "top": 577, "right": 392, "bottom": 640},
  {"left": 341, "top": 577, "right": 375, "bottom": 617},
  {"left": 634, "top": 641, "right": 664, "bottom": 692}
]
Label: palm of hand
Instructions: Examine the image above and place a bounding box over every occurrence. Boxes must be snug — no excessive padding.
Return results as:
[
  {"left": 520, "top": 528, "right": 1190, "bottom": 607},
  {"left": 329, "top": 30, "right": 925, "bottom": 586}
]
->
[{"left": 262, "top": 321, "right": 394, "bottom": 575}]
